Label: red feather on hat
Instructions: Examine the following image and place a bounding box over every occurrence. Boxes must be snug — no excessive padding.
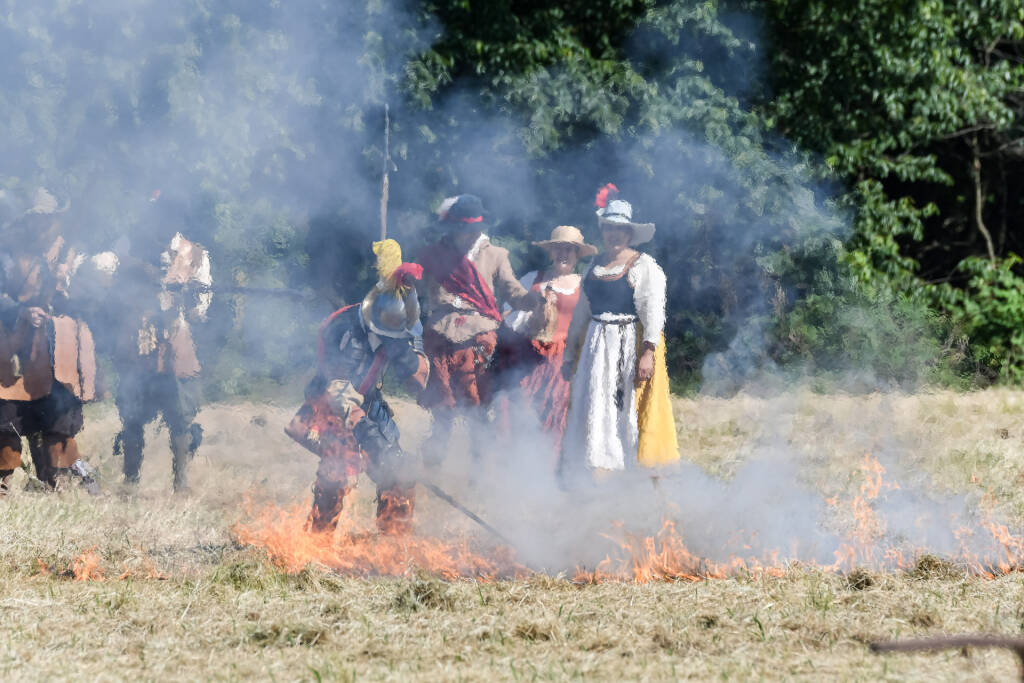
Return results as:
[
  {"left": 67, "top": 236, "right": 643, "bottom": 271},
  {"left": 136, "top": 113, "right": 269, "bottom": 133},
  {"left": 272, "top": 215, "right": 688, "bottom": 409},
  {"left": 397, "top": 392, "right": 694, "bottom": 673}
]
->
[
  {"left": 595, "top": 183, "right": 619, "bottom": 208},
  {"left": 392, "top": 262, "right": 424, "bottom": 287}
]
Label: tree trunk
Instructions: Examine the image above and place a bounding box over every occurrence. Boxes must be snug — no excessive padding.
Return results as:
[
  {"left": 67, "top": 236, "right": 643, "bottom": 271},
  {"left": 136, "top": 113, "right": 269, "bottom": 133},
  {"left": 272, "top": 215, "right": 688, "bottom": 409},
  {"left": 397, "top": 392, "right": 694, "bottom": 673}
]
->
[{"left": 970, "top": 137, "right": 996, "bottom": 263}]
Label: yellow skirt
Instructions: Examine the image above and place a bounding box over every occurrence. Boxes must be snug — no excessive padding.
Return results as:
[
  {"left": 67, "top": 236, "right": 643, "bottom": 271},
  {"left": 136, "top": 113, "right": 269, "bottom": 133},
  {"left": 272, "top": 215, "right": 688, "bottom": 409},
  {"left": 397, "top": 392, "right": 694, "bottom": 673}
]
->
[{"left": 636, "top": 333, "right": 679, "bottom": 466}]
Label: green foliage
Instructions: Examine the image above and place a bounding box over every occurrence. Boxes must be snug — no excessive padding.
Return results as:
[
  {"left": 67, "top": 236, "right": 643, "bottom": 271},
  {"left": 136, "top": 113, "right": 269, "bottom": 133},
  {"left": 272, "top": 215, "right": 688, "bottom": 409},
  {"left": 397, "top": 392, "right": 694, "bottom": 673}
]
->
[
  {"left": 943, "top": 255, "right": 1024, "bottom": 380},
  {"left": 757, "top": 0, "right": 1024, "bottom": 380},
  {"left": 406, "top": 0, "right": 858, "bottom": 390},
  {"left": 774, "top": 289, "right": 968, "bottom": 390},
  {"left": 4, "top": 0, "right": 1021, "bottom": 393}
]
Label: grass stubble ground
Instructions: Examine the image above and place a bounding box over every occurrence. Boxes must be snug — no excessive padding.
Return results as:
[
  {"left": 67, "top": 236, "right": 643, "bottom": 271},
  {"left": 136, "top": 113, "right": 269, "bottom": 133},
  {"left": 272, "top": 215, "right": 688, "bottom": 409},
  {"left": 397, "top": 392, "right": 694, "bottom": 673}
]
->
[{"left": 3, "top": 389, "right": 1024, "bottom": 680}]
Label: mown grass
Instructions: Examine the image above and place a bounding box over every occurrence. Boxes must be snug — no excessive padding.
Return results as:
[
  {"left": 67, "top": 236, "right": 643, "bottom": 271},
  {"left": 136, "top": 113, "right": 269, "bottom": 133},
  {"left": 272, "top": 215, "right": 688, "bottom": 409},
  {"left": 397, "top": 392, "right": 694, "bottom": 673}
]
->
[{"left": 2, "top": 389, "right": 1024, "bottom": 680}]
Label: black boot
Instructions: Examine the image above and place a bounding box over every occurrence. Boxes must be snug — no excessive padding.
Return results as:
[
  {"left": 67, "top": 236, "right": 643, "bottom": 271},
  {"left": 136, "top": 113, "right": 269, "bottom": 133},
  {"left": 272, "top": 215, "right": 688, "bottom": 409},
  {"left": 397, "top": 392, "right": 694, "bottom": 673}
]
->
[
  {"left": 119, "top": 426, "right": 145, "bottom": 485},
  {"left": 188, "top": 423, "right": 203, "bottom": 457},
  {"left": 28, "top": 434, "right": 54, "bottom": 488}
]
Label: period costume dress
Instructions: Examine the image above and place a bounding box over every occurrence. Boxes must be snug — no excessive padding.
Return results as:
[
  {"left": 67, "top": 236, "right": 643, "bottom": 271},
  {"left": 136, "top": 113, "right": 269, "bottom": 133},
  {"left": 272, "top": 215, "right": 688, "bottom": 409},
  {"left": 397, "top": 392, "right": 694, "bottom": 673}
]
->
[
  {"left": 499, "top": 226, "right": 595, "bottom": 459},
  {"left": 563, "top": 187, "right": 679, "bottom": 474},
  {"left": 515, "top": 271, "right": 579, "bottom": 454},
  {"left": 285, "top": 240, "right": 428, "bottom": 535}
]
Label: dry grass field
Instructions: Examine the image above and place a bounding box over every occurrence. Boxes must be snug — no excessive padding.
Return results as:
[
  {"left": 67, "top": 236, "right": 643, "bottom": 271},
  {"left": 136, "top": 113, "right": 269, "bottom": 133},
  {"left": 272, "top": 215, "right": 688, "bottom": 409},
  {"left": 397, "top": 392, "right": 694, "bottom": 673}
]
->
[{"left": 4, "top": 389, "right": 1024, "bottom": 680}]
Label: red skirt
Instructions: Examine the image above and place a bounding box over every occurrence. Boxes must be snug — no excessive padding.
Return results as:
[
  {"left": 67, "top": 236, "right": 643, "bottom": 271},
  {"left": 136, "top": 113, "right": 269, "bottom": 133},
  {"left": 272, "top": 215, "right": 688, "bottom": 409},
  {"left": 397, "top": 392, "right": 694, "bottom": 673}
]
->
[{"left": 520, "top": 339, "right": 571, "bottom": 458}]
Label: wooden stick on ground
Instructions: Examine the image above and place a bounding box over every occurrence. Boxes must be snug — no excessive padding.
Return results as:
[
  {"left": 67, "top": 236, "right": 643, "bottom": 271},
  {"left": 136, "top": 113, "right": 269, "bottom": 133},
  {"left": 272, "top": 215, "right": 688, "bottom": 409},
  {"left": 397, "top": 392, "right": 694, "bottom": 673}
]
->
[
  {"left": 871, "top": 635, "right": 1024, "bottom": 681},
  {"left": 421, "top": 481, "right": 515, "bottom": 548}
]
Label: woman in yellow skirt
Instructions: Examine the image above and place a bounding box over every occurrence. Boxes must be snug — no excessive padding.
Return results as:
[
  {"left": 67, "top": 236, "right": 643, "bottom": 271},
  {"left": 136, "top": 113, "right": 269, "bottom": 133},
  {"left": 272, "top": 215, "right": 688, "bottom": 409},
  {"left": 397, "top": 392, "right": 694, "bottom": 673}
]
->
[{"left": 561, "top": 184, "right": 679, "bottom": 481}]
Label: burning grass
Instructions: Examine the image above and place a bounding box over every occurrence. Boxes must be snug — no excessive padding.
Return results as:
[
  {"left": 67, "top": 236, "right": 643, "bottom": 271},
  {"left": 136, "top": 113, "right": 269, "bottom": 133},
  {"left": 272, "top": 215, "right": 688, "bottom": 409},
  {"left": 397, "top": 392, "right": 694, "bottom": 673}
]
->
[
  {"left": 571, "top": 451, "right": 1024, "bottom": 584},
  {"left": 3, "top": 391, "right": 1024, "bottom": 679},
  {"left": 232, "top": 498, "right": 526, "bottom": 580}
]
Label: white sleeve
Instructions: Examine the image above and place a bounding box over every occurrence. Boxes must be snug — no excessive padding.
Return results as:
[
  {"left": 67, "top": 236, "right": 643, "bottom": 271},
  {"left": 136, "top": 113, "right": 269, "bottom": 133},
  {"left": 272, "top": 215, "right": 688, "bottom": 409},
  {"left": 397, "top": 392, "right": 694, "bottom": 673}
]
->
[
  {"left": 194, "top": 248, "right": 213, "bottom": 287},
  {"left": 503, "top": 271, "right": 538, "bottom": 315},
  {"left": 191, "top": 249, "right": 213, "bottom": 320},
  {"left": 628, "top": 254, "right": 666, "bottom": 346},
  {"left": 90, "top": 252, "right": 120, "bottom": 275}
]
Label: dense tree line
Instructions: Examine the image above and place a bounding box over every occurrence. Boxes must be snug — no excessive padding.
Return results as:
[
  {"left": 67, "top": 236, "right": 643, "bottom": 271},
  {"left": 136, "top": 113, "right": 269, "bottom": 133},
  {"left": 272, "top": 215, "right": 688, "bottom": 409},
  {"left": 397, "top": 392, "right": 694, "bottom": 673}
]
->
[
  {"left": 758, "top": 0, "right": 1024, "bottom": 382},
  {"left": 0, "top": 1, "right": 1021, "bottom": 395}
]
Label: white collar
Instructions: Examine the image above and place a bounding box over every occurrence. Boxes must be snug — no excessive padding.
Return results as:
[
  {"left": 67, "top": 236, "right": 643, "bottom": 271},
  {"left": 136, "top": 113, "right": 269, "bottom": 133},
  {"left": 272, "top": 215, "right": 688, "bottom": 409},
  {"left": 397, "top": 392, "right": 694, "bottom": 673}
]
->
[
  {"left": 540, "top": 273, "right": 581, "bottom": 295},
  {"left": 466, "top": 233, "right": 489, "bottom": 262},
  {"left": 592, "top": 262, "right": 626, "bottom": 277}
]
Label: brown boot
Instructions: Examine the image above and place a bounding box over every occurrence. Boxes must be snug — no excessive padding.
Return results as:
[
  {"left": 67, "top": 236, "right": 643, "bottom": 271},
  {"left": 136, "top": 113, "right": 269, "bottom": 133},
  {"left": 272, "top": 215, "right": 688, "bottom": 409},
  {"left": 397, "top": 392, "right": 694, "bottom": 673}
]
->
[
  {"left": 171, "top": 432, "right": 192, "bottom": 494},
  {"left": 306, "top": 481, "right": 348, "bottom": 534},
  {"left": 375, "top": 486, "right": 416, "bottom": 536},
  {"left": 39, "top": 435, "right": 83, "bottom": 491},
  {"left": 0, "top": 436, "right": 21, "bottom": 497}
]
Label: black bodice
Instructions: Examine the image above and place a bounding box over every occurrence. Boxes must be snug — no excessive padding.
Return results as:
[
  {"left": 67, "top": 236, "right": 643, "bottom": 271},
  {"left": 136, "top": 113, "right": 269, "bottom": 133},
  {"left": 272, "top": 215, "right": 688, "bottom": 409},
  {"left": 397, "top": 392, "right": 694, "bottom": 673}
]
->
[{"left": 583, "top": 268, "right": 636, "bottom": 316}]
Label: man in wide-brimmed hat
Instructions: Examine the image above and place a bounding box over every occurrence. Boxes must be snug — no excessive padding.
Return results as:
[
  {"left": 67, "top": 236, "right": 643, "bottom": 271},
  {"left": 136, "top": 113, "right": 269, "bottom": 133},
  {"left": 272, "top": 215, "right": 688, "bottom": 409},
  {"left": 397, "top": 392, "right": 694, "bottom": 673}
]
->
[
  {"left": 417, "top": 194, "right": 540, "bottom": 470},
  {"left": 0, "top": 188, "right": 110, "bottom": 494},
  {"left": 286, "top": 240, "right": 429, "bottom": 535}
]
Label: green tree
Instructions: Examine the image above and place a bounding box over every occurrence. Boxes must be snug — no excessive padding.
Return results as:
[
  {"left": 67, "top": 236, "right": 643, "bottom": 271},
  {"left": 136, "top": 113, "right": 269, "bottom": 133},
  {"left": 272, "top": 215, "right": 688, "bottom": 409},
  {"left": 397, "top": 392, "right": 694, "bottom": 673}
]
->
[
  {"left": 757, "top": 0, "right": 1024, "bottom": 379},
  {"left": 404, "top": 0, "right": 851, "bottom": 390}
]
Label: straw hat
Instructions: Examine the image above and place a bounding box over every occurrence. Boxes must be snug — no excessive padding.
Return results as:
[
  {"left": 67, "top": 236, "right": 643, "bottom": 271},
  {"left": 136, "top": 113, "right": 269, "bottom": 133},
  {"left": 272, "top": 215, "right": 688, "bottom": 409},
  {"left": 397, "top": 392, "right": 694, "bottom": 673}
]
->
[
  {"left": 594, "top": 183, "right": 655, "bottom": 246},
  {"left": 532, "top": 225, "right": 597, "bottom": 258}
]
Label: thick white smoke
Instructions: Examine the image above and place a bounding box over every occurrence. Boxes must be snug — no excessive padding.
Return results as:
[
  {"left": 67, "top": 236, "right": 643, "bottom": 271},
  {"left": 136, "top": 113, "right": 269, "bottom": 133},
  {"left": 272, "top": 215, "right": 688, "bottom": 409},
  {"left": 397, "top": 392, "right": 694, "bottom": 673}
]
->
[{"left": 2, "top": 1, "right": 1013, "bottom": 577}]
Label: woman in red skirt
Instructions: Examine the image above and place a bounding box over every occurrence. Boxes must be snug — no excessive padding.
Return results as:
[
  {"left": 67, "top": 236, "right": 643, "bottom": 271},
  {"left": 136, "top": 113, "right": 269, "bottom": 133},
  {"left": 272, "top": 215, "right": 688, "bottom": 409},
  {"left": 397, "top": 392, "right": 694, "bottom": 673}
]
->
[{"left": 501, "top": 225, "right": 596, "bottom": 460}]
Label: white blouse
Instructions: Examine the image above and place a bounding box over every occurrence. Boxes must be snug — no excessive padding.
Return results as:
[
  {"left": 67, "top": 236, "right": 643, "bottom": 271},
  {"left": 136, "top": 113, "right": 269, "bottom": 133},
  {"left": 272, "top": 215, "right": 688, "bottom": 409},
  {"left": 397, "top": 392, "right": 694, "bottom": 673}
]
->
[
  {"left": 626, "top": 253, "right": 667, "bottom": 346},
  {"left": 564, "top": 252, "right": 667, "bottom": 364}
]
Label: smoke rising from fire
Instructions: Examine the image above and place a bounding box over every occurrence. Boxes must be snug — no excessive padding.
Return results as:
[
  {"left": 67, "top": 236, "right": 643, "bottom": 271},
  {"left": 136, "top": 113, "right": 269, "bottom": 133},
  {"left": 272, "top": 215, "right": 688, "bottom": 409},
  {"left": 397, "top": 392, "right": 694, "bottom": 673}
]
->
[{"left": 1, "top": 1, "right": 1015, "bottom": 577}]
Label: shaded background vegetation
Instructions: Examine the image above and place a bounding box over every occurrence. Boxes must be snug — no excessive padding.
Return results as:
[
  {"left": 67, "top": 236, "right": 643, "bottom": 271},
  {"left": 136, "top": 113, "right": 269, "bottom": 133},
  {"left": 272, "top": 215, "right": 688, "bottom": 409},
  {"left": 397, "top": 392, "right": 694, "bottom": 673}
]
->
[{"left": 1, "top": 0, "right": 1022, "bottom": 396}]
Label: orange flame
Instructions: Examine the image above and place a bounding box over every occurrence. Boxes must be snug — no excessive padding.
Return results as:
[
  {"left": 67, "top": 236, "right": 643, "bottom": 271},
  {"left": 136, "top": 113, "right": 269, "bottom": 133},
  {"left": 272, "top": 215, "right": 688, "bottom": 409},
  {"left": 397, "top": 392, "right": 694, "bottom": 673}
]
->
[
  {"left": 72, "top": 549, "right": 104, "bottom": 582},
  {"left": 232, "top": 499, "right": 525, "bottom": 580},
  {"left": 573, "top": 520, "right": 790, "bottom": 584},
  {"left": 576, "top": 453, "right": 1024, "bottom": 583},
  {"left": 233, "top": 455, "right": 1024, "bottom": 585},
  {"left": 119, "top": 558, "right": 169, "bottom": 580}
]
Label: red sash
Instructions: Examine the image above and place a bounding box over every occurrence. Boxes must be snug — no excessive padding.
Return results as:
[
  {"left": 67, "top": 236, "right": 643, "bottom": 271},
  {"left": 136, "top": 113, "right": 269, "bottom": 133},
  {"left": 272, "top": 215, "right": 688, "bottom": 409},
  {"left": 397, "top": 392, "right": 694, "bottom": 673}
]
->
[{"left": 419, "top": 240, "right": 501, "bottom": 321}]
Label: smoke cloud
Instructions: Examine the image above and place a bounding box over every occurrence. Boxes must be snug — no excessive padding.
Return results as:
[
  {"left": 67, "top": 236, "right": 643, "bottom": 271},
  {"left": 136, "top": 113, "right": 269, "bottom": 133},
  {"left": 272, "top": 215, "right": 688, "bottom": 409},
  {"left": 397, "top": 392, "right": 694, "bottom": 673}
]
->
[{"left": 1, "top": 1, "right": 1011, "bottom": 576}]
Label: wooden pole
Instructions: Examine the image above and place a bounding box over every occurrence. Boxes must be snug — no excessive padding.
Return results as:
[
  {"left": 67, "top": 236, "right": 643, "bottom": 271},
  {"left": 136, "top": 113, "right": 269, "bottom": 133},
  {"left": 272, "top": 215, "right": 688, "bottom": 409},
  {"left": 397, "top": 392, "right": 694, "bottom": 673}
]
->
[{"left": 380, "top": 104, "right": 391, "bottom": 241}]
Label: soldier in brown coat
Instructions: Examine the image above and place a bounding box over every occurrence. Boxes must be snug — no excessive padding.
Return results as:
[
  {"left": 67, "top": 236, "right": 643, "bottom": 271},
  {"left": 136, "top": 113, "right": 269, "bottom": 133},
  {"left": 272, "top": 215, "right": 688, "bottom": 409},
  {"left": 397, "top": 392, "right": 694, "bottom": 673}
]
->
[
  {"left": 417, "top": 195, "right": 540, "bottom": 469},
  {"left": 0, "top": 190, "right": 108, "bottom": 493},
  {"left": 112, "top": 195, "right": 212, "bottom": 493}
]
